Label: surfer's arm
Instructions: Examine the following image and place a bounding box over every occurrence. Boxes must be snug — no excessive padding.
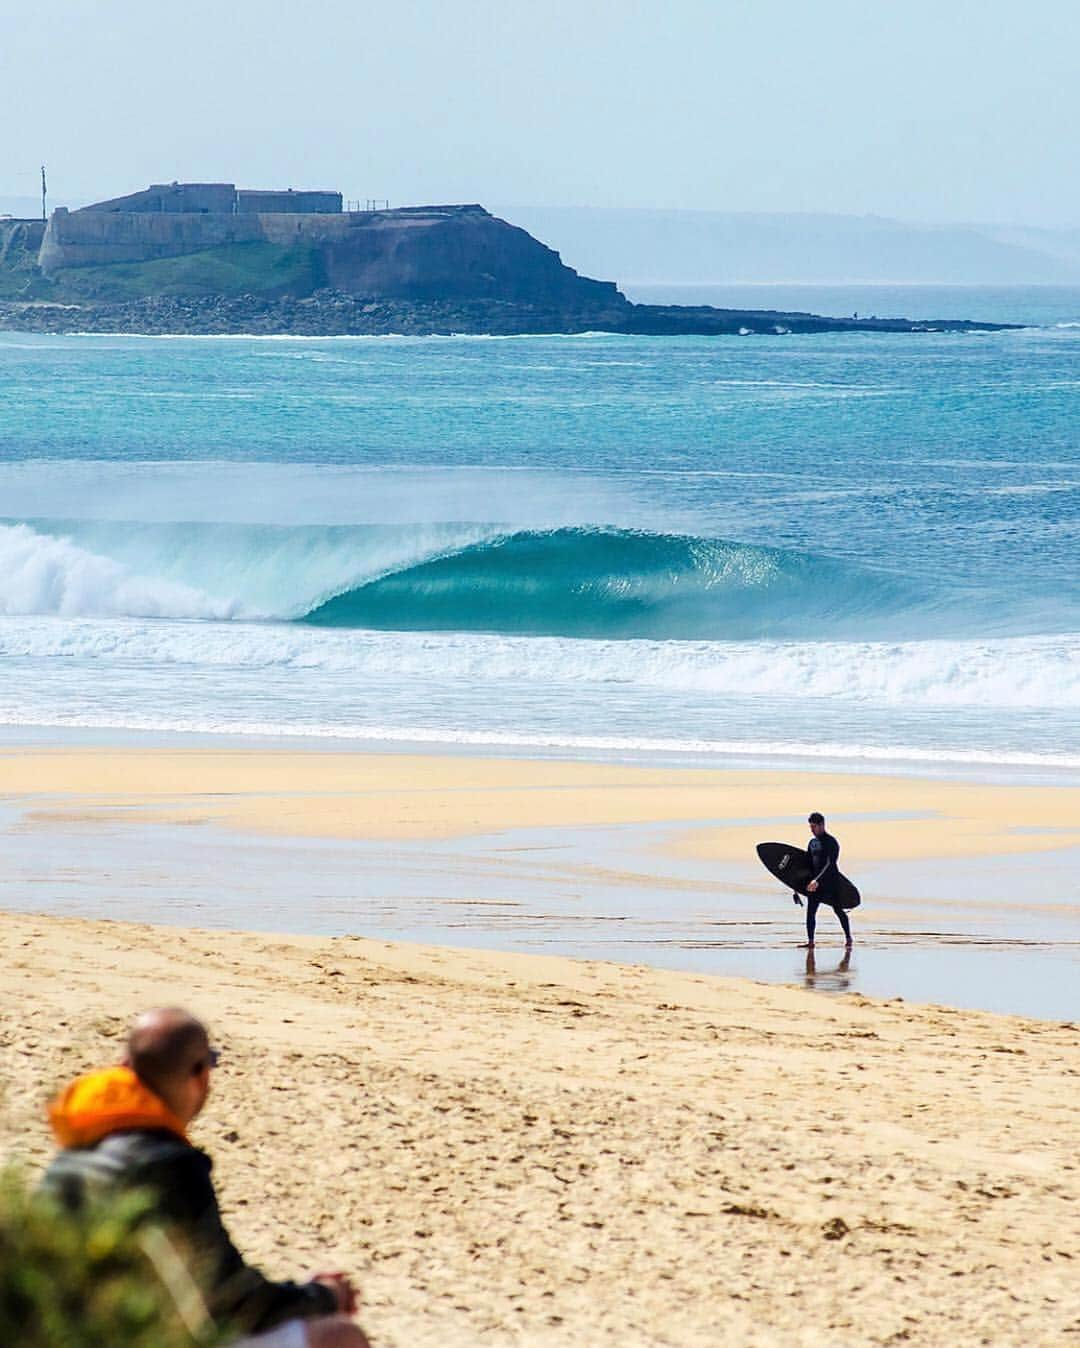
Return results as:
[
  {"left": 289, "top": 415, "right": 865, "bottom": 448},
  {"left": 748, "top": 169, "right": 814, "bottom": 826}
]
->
[{"left": 809, "top": 837, "right": 839, "bottom": 886}]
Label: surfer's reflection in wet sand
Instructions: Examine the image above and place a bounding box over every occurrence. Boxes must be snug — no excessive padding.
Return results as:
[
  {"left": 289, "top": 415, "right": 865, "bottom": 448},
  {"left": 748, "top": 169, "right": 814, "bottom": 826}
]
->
[{"left": 803, "top": 947, "right": 853, "bottom": 993}]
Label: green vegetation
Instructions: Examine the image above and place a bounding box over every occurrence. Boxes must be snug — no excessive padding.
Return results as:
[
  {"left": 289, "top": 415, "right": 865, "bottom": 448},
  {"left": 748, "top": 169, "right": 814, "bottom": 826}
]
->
[
  {"left": 0, "top": 1170, "right": 222, "bottom": 1348},
  {"left": 0, "top": 240, "right": 325, "bottom": 303},
  {"left": 54, "top": 241, "right": 324, "bottom": 301}
]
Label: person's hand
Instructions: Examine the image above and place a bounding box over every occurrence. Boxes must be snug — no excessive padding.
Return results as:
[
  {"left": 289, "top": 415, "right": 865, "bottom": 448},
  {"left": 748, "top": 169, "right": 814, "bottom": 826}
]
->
[
  {"left": 312, "top": 1272, "right": 359, "bottom": 1316},
  {"left": 807, "top": 880, "right": 818, "bottom": 894}
]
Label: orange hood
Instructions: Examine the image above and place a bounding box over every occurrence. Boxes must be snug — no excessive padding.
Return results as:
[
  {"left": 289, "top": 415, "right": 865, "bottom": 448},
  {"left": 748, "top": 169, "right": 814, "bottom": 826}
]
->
[{"left": 48, "top": 1065, "right": 188, "bottom": 1148}]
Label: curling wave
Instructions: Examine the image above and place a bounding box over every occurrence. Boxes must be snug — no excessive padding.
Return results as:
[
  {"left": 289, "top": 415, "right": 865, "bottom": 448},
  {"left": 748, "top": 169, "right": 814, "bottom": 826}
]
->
[
  {"left": 1, "top": 519, "right": 932, "bottom": 640},
  {"left": 301, "top": 527, "right": 925, "bottom": 639}
]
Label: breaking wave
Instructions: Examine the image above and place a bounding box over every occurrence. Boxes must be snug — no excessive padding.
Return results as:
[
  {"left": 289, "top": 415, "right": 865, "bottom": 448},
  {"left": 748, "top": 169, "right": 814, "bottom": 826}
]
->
[
  {"left": 0, "top": 520, "right": 932, "bottom": 641},
  {"left": 302, "top": 527, "right": 924, "bottom": 638}
]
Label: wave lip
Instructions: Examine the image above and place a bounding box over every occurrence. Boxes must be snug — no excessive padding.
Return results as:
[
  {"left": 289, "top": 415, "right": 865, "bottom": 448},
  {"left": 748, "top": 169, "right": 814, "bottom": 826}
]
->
[{"left": 303, "top": 526, "right": 920, "bottom": 640}]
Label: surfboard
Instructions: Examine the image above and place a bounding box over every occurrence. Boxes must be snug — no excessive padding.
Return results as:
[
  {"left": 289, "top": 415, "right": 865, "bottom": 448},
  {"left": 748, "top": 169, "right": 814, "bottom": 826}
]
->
[{"left": 755, "top": 841, "right": 861, "bottom": 909}]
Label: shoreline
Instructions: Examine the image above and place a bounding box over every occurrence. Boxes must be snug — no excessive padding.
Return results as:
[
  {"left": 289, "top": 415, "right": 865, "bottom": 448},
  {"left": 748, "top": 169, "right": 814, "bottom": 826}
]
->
[
  {"left": 3, "top": 740, "right": 1079, "bottom": 1020},
  {"left": 4, "top": 730, "right": 1078, "bottom": 782},
  {"left": 4, "top": 721, "right": 1080, "bottom": 788},
  {"left": 1, "top": 909, "right": 1077, "bottom": 1346}
]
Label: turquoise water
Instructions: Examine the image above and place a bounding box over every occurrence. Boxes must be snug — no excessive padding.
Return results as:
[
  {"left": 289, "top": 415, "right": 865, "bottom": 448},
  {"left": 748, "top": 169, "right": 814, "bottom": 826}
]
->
[{"left": 1, "top": 295, "right": 1078, "bottom": 770}]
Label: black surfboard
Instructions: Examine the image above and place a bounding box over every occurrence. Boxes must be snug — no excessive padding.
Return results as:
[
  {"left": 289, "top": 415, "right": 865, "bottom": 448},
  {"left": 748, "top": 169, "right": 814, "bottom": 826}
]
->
[{"left": 756, "top": 841, "right": 861, "bottom": 910}]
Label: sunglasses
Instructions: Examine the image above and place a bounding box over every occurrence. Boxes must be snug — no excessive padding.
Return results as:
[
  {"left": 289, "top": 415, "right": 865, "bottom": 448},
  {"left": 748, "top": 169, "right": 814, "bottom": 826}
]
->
[{"left": 191, "top": 1048, "right": 221, "bottom": 1076}]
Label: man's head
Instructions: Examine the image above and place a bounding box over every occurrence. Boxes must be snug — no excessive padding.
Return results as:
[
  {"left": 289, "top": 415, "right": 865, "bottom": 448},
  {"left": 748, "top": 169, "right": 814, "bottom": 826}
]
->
[
  {"left": 125, "top": 1008, "right": 217, "bottom": 1125},
  {"left": 808, "top": 811, "right": 825, "bottom": 837}
]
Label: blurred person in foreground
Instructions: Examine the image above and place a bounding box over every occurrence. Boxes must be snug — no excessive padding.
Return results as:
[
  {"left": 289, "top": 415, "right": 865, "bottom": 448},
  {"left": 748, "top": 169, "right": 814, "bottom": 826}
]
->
[{"left": 41, "top": 1007, "right": 369, "bottom": 1348}]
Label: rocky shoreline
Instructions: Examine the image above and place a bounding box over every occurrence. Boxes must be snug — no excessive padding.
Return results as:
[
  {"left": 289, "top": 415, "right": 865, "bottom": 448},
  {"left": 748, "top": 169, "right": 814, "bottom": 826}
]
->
[{"left": 0, "top": 291, "right": 1017, "bottom": 337}]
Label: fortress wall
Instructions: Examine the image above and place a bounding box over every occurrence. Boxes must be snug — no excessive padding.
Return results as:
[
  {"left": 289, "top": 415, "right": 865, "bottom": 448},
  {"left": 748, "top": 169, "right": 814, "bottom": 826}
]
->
[
  {"left": 39, "top": 209, "right": 374, "bottom": 271},
  {"left": 256, "top": 212, "right": 358, "bottom": 245},
  {"left": 38, "top": 211, "right": 265, "bottom": 271},
  {"left": 38, "top": 206, "right": 514, "bottom": 275},
  {"left": 237, "top": 190, "right": 341, "bottom": 214}
]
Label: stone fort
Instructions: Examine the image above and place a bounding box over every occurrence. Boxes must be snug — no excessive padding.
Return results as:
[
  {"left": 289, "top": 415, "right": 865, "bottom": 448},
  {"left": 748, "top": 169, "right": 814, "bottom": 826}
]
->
[
  {"left": 18, "top": 181, "right": 622, "bottom": 308},
  {"left": 79, "top": 182, "right": 343, "bottom": 216}
]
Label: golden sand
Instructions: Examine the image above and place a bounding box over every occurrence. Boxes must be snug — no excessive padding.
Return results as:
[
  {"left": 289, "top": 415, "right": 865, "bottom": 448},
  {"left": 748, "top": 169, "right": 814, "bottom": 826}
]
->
[
  {"left": 4, "top": 746, "right": 1080, "bottom": 861},
  {"left": 1, "top": 912, "right": 1077, "bottom": 1347},
  {"left": 2, "top": 744, "right": 1079, "bottom": 1344}
]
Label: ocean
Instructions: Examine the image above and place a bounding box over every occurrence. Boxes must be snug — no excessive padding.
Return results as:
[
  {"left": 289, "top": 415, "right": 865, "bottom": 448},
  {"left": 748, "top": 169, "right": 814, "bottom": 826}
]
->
[{"left": 1, "top": 287, "right": 1078, "bottom": 775}]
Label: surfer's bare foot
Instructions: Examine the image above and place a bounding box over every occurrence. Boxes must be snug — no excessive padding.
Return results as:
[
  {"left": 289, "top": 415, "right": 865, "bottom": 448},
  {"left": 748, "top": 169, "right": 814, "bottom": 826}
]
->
[
  {"left": 798, "top": 942, "right": 815, "bottom": 949},
  {"left": 845, "top": 941, "right": 853, "bottom": 950}
]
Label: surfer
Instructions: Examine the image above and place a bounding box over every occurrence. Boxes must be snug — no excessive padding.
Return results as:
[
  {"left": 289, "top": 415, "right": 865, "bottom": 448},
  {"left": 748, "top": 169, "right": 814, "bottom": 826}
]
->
[{"left": 798, "top": 812, "right": 853, "bottom": 950}]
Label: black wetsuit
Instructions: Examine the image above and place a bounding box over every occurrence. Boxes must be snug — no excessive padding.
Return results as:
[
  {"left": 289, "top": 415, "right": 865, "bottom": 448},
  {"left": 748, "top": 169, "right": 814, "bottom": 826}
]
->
[{"left": 806, "top": 829, "right": 851, "bottom": 944}]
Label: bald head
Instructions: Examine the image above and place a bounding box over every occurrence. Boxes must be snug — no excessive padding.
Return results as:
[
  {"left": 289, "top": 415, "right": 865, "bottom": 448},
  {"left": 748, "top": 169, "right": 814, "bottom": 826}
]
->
[{"left": 126, "top": 1008, "right": 212, "bottom": 1120}]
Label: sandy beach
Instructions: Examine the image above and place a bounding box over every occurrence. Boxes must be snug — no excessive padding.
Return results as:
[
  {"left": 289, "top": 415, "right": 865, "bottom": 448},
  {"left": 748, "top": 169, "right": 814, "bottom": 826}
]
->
[
  {"left": 1, "top": 910, "right": 1077, "bottom": 1347},
  {"left": 3, "top": 742, "right": 1079, "bottom": 1015},
  {"left": 5, "top": 745, "right": 1080, "bottom": 856},
  {"left": 0, "top": 742, "right": 1078, "bottom": 1343}
]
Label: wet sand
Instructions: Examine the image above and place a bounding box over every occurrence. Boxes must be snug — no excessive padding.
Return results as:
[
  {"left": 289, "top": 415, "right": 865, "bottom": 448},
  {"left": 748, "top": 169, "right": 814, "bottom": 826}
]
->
[
  {"left": 2, "top": 743, "right": 1079, "bottom": 1017},
  {"left": 4, "top": 745, "right": 1080, "bottom": 855}
]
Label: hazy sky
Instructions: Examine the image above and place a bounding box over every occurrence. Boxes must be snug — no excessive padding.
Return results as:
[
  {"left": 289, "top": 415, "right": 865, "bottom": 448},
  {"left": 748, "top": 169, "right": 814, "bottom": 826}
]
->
[{"left": 4, "top": 0, "right": 1078, "bottom": 226}]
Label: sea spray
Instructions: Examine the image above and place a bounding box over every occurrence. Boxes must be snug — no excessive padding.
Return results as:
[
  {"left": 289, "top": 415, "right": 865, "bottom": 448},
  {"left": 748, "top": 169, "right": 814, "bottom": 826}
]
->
[{"left": 0, "top": 524, "right": 235, "bottom": 620}]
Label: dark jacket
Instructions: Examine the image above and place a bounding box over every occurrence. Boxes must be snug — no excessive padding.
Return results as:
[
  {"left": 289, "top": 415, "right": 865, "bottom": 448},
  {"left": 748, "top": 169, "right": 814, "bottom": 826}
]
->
[{"left": 41, "top": 1066, "right": 337, "bottom": 1335}]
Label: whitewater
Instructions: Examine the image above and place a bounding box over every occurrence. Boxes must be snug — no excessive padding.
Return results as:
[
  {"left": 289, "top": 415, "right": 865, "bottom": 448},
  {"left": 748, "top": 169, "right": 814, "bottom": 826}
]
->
[{"left": 1, "top": 307, "right": 1077, "bottom": 774}]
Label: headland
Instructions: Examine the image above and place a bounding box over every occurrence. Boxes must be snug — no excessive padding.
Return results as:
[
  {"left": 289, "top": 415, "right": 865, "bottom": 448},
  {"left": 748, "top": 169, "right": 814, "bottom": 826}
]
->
[{"left": 0, "top": 181, "right": 1016, "bottom": 336}]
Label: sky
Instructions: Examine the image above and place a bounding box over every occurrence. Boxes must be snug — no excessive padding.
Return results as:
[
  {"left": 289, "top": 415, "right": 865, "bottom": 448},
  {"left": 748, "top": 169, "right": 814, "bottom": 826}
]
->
[{"left": 3, "top": 0, "right": 1078, "bottom": 227}]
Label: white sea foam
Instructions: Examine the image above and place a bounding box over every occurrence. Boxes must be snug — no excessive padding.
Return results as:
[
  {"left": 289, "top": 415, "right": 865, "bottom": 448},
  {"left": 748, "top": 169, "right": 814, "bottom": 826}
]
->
[
  {"left": 3, "top": 616, "right": 1077, "bottom": 710},
  {"left": 1, "top": 705, "right": 1077, "bottom": 770},
  {"left": 0, "top": 525, "right": 236, "bottom": 620}
]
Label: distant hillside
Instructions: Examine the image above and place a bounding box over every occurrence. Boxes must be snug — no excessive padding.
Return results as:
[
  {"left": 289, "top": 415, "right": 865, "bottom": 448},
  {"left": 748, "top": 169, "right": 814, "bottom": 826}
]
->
[
  {"left": 984, "top": 224, "right": 1080, "bottom": 275},
  {"left": 495, "top": 206, "right": 1080, "bottom": 285}
]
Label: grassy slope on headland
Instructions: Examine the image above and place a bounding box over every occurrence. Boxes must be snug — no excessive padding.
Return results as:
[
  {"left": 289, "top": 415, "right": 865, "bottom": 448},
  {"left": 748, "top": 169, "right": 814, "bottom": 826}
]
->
[{"left": 25, "top": 241, "right": 323, "bottom": 302}]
